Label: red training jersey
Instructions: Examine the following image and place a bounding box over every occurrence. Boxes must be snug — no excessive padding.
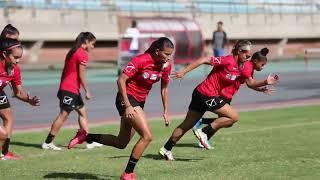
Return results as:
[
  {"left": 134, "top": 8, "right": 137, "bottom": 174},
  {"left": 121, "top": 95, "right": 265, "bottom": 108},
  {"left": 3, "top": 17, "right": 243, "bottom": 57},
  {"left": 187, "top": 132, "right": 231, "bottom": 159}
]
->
[
  {"left": 196, "top": 55, "right": 243, "bottom": 97},
  {"left": 220, "top": 61, "right": 254, "bottom": 100},
  {"left": 122, "top": 53, "right": 172, "bottom": 102},
  {"left": 59, "top": 48, "right": 88, "bottom": 94},
  {"left": 0, "top": 61, "right": 22, "bottom": 91}
]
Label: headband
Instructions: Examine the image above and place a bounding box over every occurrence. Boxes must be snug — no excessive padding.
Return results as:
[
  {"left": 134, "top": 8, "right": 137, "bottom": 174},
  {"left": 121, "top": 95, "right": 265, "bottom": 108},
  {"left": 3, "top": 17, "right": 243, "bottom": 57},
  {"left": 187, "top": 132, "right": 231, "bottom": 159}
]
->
[
  {"left": 4, "top": 44, "right": 21, "bottom": 51},
  {"left": 239, "top": 44, "right": 251, "bottom": 51}
]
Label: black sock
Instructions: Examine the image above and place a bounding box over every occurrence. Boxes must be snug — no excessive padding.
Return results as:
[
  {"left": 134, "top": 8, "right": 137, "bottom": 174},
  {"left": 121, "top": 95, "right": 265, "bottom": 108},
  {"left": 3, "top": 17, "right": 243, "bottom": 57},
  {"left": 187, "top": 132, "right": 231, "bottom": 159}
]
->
[
  {"left": 2, "top": 138, "right": 10, "bottom": 155},
  {"left": 201, "top": 118, "right": 217, "bottom": 124},
  {"left": 164, "top": 138, "right": 176, "bottom": 151},
  {"left": 202, "top": 125, "right": 216, "bottom": 139},
  {"left": 124, "top": 155, "right": 139, "bottom": 173},
  {"left": 45, "top": 133, "right": 55, "bottom": 144},
  {"left": 86, "top": 134, "right": 102, "bottom": 144}
]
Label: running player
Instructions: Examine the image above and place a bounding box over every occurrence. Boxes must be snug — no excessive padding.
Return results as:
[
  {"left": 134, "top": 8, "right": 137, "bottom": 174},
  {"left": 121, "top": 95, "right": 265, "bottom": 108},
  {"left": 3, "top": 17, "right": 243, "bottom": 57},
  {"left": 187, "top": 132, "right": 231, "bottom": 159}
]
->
[
  {"left": 0, "top": 38, "right": 40, "bottom": 160},
  {"left": 42, "top": 32, "right": 102, "bottom": 150},
  {"left": 67, "top": 37, "right": 174, "bottom": 180},
  {"left": 0, "top": 24, "right": 20, "bottom": 159},
  {"left": 1, "top": 24, "right": 19, "bottom": 39},
  {"left": 159, "top": 41, "right": 279, "bottom": 160},
  {"left": 193, "top": 47, "right": 277, "bottom": 149}
]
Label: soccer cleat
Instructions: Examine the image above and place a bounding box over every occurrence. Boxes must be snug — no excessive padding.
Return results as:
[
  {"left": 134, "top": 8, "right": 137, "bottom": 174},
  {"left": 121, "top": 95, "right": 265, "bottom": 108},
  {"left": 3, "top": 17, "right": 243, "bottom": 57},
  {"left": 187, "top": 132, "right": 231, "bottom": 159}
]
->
[
  {"left": 192, "top": 118, "right": 203, "bottom": 131},
  {"left": 86, "top": 142, "right": 103, "bottom": 149},
  {"left": 0, "top": 151, "right": 21, "bottom": 160},
  {"left": 159, "top": 147, "right": 175, "bottom": 161},
  {"left": 68, "top": 129, "right": 88, "bottom": 149},
  {"left": 42, "top": 142, "right": 62, "bottom": 151},
  {"left": 196, "top": 141, "right": 214, "bottom": 150},
  {"left": 120, "top": 172, "right": 137, "bottom": 180},
  {"left": 193, "top": 128, "right": 211, "bottom": 150}
]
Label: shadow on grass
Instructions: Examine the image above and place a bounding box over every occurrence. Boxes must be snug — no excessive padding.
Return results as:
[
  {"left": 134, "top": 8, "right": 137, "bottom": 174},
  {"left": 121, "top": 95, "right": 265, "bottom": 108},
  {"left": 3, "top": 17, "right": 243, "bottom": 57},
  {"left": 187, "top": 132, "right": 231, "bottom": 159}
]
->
[
  {"left": 108, "top": 155, "right": 129, "bottom": 159},
  {"left": 11, "top": 141, "right": 42, "bottom": 149},
  {"left": 143, "top": 153, "right": 203, "bottom": 162},
  {"left": 44, "top": 172, "right": 116, "bottom": 180},
  {"left": 175, "top": 143, "right": 200, "bottom": 148}
]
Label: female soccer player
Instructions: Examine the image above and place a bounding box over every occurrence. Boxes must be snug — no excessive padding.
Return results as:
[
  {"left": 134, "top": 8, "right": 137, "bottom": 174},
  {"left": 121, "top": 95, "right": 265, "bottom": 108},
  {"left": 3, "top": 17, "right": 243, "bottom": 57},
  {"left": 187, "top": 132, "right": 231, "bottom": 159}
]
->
[
  {"left": 159, "top": 41, "right": 279, "bottom": 160},
  {"left": 67, "top": 37, "right": 174, "bottom": 180},
  {"left": 42, "top": 32, "right": 102, "bottom": 150},
  {"left": 1, "top": 24, "right": 19, "bottom": 39},
  {"left": 0, "top": 38, "right": 40, "bottom": 160},
  {"left": 0, "top": 24, "right": 20, "bottom": 159},
  {"left": 193, "top": 47, "right": 278, "bottom": 149}
]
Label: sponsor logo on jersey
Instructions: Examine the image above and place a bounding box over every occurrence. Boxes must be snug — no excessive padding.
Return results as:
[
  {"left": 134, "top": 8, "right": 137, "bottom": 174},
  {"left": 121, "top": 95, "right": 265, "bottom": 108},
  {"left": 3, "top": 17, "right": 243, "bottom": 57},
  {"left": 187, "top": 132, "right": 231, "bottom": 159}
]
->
[
  {"left": 142, "top": 72, "right": 150, "bottom": 79},
  {"left": 150, "top": 74, "right": 157, "bottom": 80},
  {"left": 125, "top": 63, "right": 135, "bottom": 72},
  {"left": 213, "top": 57, "right": 221, "bottom": 64}
]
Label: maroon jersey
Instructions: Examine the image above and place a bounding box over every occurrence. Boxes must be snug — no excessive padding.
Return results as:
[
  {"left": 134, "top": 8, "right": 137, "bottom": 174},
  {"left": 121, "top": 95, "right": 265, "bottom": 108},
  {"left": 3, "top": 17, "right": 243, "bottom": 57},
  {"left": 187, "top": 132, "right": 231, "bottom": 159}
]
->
[
  {"left": 123, "top": 53, "right": 171, "bottom": 102},
  {"left": 59, "top": 48, "right": 88, "bottom": 94},
  {"left": 196, "top": 55, "right": 243, "bottom": 97},
  {"left": 0, "top": 61, "right": 22, "bottom": 91}
]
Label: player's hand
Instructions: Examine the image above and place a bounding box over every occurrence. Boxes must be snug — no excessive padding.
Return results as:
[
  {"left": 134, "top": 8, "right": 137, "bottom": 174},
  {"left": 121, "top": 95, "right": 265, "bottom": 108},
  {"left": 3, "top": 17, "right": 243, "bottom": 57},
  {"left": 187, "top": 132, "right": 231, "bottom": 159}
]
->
[
  {"left": 171, "top": 71, "right": 185, "bottom": 79},
  {"left": 261, "top": 86, "right": 276, "bottom": 95},
  {"left": 163, "top": 113, "right": 170, "bottom": 127},
  {"left": 85, "top": 90, "right": 92, "bottom": 100},
  {"left": 27, "top": 92, "right": 40, "bottom": 106},
  {"left": 267, "top": 73, "right": 279, "bottom": 85},
  {"left": 125, "top": 105, "right": 135, "bottom": 119}
]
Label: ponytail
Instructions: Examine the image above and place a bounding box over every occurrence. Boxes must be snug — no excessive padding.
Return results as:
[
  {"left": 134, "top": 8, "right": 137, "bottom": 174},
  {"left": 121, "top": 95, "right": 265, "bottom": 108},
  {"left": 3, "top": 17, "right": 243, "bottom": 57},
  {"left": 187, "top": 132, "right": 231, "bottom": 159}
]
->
[
  {"left": 66, "top": 32, "right": 96, "bottom": 60},
  {"left": 1, "top": 24, "right": 19, "bottom": 39},
  {"left": 252, "top": 47, "right": 269, "bottom": 62}
]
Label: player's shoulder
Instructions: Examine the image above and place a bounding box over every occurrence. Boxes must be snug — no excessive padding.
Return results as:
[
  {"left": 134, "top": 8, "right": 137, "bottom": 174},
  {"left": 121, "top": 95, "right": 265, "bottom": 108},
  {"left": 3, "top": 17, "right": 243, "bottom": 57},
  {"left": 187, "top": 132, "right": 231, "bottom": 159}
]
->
[
  {"left": 243, "top": 60, "right": 254, "bottom": 69},
  {"left": 132, "top": 53, "right": 151, "bottom": 64}
]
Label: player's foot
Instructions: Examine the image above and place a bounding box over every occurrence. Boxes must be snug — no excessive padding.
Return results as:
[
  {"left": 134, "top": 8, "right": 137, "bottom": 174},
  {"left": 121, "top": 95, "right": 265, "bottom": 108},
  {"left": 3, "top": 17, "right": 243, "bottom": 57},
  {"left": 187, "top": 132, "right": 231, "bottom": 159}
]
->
[
  {"left": 120, "top": 172, "right": 137, "bottom": 180},
  {"left": 86, "top": 142, "right": 103, "bottom": 149},
  {"left": 196, "top": 141, "right": 214, "bottom": 150},
  {"left": 42, "top": 142, "right": 62, "bottom": 151},
  {"left": 159, "top": 147, "right": 175, "bottom": 161},
  {"left": 193, "top": 128, "right": 211, "bottom": 150},
  {"left": 0, "top": 151, "right": 21, "bottom": 160},
  {"left": 68, "top": 129, "right": 88, "bottom": 149}
]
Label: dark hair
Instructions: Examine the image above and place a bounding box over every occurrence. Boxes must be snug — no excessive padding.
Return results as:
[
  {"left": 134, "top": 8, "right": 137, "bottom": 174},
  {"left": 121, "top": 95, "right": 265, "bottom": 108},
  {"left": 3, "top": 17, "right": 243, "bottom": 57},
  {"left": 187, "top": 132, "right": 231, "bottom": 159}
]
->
[
  {"left": 145, "top": 37, "right": 174, "bottom": 55},
  {"left": 252, "top": 48, "right": 269, "bottom": 62},
  {"left": 231, "top": 40, "right": 252, "bottom": 55},
  {"left": 0, "top": 38, "right": 22, "bottom": 58},
  {"left": 1, "top": 24, "right": 19, "bottom": 38},
  {"left": 132, "top": 20, "right": 137, "bottom": 28},
  {"left": 217, "top": 21, "right": 223, "bottom": 25},
  {"left": 66, "top": 32, "right": 96, "bottom": 60}
]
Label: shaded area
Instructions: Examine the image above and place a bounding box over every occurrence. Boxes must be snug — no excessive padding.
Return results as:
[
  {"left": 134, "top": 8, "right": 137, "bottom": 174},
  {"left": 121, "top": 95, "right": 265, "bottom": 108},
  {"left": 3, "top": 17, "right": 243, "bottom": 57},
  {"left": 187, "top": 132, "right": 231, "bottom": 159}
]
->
[
  {"left": 11, "top": 141, "right": 42, "bottom": 149},
  {"left": 143, "top": 153, "right": 203, "bottom": 162},
  {"left": 44, "top": 172, "right": 116, "bottom": 180}
]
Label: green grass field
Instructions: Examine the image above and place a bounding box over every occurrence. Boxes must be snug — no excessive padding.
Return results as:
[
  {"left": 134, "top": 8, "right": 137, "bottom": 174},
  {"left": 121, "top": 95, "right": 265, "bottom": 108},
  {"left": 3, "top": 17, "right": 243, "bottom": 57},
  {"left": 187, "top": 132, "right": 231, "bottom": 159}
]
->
[{"left": 1, "top": 105, "right": 320, "bottom": 180}]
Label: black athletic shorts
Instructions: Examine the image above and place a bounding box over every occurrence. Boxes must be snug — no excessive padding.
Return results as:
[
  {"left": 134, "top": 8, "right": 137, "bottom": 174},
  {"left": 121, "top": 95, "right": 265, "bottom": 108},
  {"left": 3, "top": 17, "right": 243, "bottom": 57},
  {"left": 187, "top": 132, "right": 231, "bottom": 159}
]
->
[
  {"left": 188, "top": 89, "right": 230, "bottom": 114},
  {"left": 0, "top": 91, "right": 10, "bottom": 109},
  {"left": 57, "top": 90, "right": 84, "bottom": 112},
  {"left": 115, "top": 92, "right": 145, "bottom": 116}
]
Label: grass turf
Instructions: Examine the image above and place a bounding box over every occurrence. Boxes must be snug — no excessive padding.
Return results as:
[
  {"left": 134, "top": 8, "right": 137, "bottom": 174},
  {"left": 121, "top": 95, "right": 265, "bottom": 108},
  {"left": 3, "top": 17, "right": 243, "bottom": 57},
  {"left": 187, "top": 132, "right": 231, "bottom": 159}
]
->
[{"left": 1, "top": 105, "right": 320, "bottom": 180}]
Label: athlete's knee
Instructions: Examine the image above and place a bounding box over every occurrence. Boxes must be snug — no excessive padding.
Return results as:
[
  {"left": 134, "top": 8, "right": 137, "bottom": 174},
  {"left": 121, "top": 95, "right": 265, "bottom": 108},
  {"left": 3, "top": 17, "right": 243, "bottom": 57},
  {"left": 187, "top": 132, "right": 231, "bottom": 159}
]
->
[
  {"left": 230, "top": 112, "right": 240, "bottom": 124},
  {"left": 225, "top": 114, "right": 239, "bottom": 127},
  {"left": 117, "top": 141, "right": 129, "bottom": 149},
  {"left": 0, "top": 130, "right": 8, "bottom": 140},
  {"left": 141, "top": 132, "right": 153, "bottom": 143}
]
